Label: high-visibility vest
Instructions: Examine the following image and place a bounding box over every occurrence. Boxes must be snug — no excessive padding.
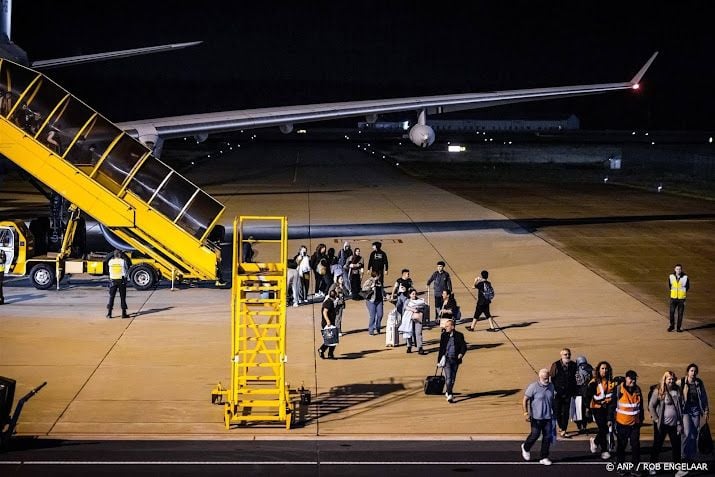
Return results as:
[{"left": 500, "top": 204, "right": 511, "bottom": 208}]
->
[
  {"left": 0, "top": 252, "right": 5, "bottom": 272},
  {"left": 590, "top": 379, "right": 615, "bottom": 409},
  {"left": 0, "top": 262, "right": 4, "bottom": 273},
  {"left": 615, "top": 384, "right": 642, "bottom": 426},
  {"left": 108, "top": 257, "right": 126, "bottom": 280},
  {"left": 669, "top": 274, "right": 688, "bottom": 299}
]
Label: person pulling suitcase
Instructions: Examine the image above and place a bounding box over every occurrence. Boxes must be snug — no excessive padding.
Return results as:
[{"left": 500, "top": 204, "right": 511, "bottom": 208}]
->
[{"left": 437, "top": 319, "right": 467, "bottom": 403}]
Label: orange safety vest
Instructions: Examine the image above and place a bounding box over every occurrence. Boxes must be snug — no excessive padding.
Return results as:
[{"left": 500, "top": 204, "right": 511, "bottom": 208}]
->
[
  {"left": 615, "top": 384, "right": 642, "bottom": 426},
  {"left": 669, "top": 274, "right": 687, "bottom": 299},
  {"left": 590, "top": 379, "right": 615, "bottom": 409}
]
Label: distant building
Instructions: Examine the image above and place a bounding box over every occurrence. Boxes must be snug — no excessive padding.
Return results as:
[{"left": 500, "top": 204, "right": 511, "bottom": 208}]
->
[{"left": 358, "top": 114, "right": 580, "bottom": 132}]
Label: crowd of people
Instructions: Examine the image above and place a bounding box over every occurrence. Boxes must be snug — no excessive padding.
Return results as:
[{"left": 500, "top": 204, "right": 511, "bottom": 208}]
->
[{"left": 521, "top": 349, "right": 709, "bottom": 475}]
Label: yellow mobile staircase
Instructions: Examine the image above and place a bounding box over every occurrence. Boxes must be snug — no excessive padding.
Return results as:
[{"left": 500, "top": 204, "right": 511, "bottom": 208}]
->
[
  {"left": 0, "top": 59, "right": 224, "bottom": 285},
  {"left": 212, "top": 216, "right": 294, "bottom": 429}
]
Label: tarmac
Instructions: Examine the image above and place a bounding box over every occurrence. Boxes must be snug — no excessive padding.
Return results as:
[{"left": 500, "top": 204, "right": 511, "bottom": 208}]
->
[{"left": 0, "top": 140, "right": 713, "bottom": 441}]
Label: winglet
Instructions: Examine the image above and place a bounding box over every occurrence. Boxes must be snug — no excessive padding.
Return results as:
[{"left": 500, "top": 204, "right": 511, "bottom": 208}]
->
[{"left": 630, "top": 51, "right": 658, "bottom": 86}]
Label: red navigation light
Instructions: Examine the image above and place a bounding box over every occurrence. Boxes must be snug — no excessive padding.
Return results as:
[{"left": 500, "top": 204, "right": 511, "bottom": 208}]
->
[{"left": 632, "top": 83, "right": 640, "bottom": 90}]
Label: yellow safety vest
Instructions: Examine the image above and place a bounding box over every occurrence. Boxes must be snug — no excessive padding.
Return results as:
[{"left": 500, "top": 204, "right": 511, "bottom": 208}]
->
[
  {"left": 0, "top": 252, "right": 5, "bottom": 272},
  {"left": 615, "top": 384, "right": 641, "bottom": 426},
  {"left": 669, "top": 274, "right": 687, "bottom": 299},
  {"left": 108, "top": 257, "right": 125, "bottom": 280}
]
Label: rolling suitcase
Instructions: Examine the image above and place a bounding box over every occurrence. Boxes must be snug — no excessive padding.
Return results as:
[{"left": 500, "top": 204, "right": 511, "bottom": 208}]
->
[
  {"left": 424, "top": 366, "right": 446, "bottom": 395},
  {"left": 385, "top": 308, "right": 400, "bottom": 347}
]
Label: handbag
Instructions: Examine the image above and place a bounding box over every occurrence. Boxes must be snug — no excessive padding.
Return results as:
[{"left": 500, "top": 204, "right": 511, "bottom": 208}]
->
[
  {"left": 321, "top": 325, "right": 339, "bottom": 347},
  {"left": 699, "top": 422, "right": 713, "bottom": 454}
]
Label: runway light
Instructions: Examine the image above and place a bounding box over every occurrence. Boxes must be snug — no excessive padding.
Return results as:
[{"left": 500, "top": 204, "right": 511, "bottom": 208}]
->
[
  {"left": 657, "top": 184, "right": 663, "bottom": 192},
  {"left": 508, "top": 141, "right": 513, "bottom": 145},
  {"left": 603, "top": 177, "right": 609, "bottom": 183},
  {"left": 207, "top": 154, "right": 211, "bottom": 158},
  {"left": 709, "top": 136, "right": 713, "bottom": 143},
  {"left": 395, "top": 162, "right": 400, "bottom": 166},
  {"left": 297, "top": 129, "right": 307, "bottom": 134},
  {"left": 632, "top": 131, "right": 636, "bottom": 135},
  {"left": 190, "top": 161, "right": 195, "bottom": 165},
  {"left": 645, "top": 132, "right": 649, "bottom": 136},
  {"left": 382, "top": 155, "right": 385, "bottom": 159},
  {"left": 651, "top": 141, "right": 655, "bottom": 145},
  {"left": 448, "top": 145, "right": 466, "bottom": 152}
]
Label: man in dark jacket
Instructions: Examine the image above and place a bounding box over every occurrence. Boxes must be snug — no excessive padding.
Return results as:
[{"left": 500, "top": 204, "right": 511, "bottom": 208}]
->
[
  {"left": 550, "top": 348, "right": 578, "bottom": 437},
  {"left": 367, "top": 241, "right": 388, "bottom": 283},
  {"left": 427, "top": 261, "right": 452, "bottom": 323},
  {"left": 438, "top": 319, "right": 467, "bottom": 403}
]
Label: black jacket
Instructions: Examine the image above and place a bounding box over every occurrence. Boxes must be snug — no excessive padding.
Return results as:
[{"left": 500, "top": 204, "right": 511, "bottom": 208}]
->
[
  {"left": 550, "top": 359, "right": 578, "bottom": 397},
  {"left": 438, "top": 330, "right": 467, "bottom": 364}
]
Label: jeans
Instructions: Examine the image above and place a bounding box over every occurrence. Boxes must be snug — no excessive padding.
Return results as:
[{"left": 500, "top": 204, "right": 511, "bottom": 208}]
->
[
  {"left": 366, "top": 300, "right": 383, "bottom": 333},
  {"left": 554, "top": 394, "right": 572, "bottom": 432},
  {"left": 682, "top": 409, "right": 701, "bottom": 460},
  {"left": 408, "top": 320, "right": 423, "bottom": 349},
  {"left": 434, "top": 294, "right": 444, "bottom": 320},
  {"left": 523, "top": 418, "right": 553, "bottom": 459},
  {"left": 443, "top": 357, "right": 459, "bottom": 395}
]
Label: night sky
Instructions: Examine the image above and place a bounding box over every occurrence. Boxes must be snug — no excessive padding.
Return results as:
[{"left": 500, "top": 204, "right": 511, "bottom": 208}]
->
[{"left": 11, "top": 1, "right": 715, "bottom": 130}]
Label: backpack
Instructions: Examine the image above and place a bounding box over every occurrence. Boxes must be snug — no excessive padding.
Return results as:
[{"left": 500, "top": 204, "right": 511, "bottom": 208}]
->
[
  {"left": 482, "top": 281, "right": 495, "bottom": 301},
  {"left": 575, "top": 363, "right": 593, "bottom": 387}
]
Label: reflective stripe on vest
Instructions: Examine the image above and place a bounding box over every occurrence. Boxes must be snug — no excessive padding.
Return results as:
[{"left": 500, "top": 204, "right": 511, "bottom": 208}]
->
[
  {"left": 108, "top": 258, "right": 125, "bottom": 280},
  {"left": 669, "top": 274, "right": 687, "bottom": 299},
  {"left": 591, "top": 380, "right": 615, "bottom": 408},
  {"left": 615, "top": 384, "right": 641, "bottom": 426}
]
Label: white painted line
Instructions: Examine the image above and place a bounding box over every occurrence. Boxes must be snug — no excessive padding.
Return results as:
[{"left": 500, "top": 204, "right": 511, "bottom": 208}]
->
[{"left": 0, "top": 461, "right": 606, "bottom": 466}]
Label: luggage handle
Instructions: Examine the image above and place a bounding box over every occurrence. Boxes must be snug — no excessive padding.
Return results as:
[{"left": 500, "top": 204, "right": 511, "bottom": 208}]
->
[{"left": 433, "top": 366, "right": 444, "bottom": 377}]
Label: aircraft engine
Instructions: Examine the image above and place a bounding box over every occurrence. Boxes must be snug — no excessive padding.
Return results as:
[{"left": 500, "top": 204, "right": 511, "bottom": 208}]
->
[{"left": 408, "top": 124, "right": 435, "bottom": 148}]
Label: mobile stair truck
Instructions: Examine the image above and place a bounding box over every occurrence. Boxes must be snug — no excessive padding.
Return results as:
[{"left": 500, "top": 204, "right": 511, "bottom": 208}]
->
[{"left": 0, "top": 58, "right": 224, "bottom": 290}]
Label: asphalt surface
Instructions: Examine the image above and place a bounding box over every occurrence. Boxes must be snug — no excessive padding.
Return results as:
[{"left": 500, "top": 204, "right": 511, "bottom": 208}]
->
[{"left": 2, "top": 439, "right": 712, "bottom": 477}]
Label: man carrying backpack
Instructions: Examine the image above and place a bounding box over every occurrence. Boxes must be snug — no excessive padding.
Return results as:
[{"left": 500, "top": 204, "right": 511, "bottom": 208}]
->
[{"left": 467, "top": 270, "right": 497, "bottom": 332}]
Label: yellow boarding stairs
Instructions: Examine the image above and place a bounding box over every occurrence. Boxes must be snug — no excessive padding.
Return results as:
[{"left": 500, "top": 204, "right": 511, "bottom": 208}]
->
[
  {"left": 212, "top": 216, "right": 294, "bottom": 429},
  {"left": 0, "top": 58, "right": 224, "bottom": 285}
]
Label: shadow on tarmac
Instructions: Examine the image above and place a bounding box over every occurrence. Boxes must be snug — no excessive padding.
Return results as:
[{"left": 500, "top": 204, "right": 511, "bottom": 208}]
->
[{"left": 453, "top": 388, "right": 521, "bottom": 403}]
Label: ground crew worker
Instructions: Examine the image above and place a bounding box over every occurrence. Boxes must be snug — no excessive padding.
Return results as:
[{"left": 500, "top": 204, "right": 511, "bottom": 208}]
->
[
  {"left": 668, "top": 264, "right": 689, "bottom": 332},
  {"left": 107, "top": 250, "right": 129, "bottom": 319},
  {"left": 587, "top": 360, "right": 617, "bottom": 460},
  {"left": 0, "top": 249, "right": 6, "bottom": 305},
  {"left": 614, "top": 370, "right": 644, "bottom": 470}
]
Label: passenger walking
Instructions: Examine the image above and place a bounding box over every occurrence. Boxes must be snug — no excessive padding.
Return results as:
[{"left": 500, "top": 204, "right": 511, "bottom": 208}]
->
[
  {"left": 367, "top": 241, "right": 388, "bottom": 283},
  {"left": 362, "top": 271, "right": 384, "bottom": 335},
  {"left": 287, "top": 267, "right": 302, "bottom": 307},
  {"left": 521, "top": 368, "right": 556, "bottom": 466},
  {"left": 347, "top": 247, "right": 364, "bottom": 300},
  {"left": 437, "top": 318, "right": 467, "bottom": 403},
  {"left": 648, "top": 371, "right": 685, "bottom": 473},
  {"left": 317, "top": 290, "right": 338, "bottom": 360},
  {"left": 295, "top": 245, "right": 311, "bottom": 303},
  {"left": 679, "top": 363, "right": 709, "bottom": 465},
  {"left": 0, "top": 249, "right": 6, "bottom": 305},
  {"left": 572, "top": 355, "right": 594, "bottom": 433},
  {"left": 106, "top": 250, "right": 130, "bottom": 319},
  {"left": 467, "top": 270, "right": 497, "bottom": 332},
  {"left": 310, "top": 243, "right": 328, "bottom": 297},
  {"left": 390, "top": 268, "right": 412, "bottom": 303},
  {"left": 398, "top": 288, "right": 427, "bottom": 354},
  {"left": 427, "top": 261, "right": 452, "bottom": 323},
  {"left": 615, "top": 370, "right": 644, "bottom": 471},
  {"left": 438, "top": 290, "right": 459, "bottom": 323},
  {"left": 328, "top": 275, "right": 348, "bottom": 336},
  {"left": 550, "top": 348, "right": 578, "bottom": 438},
  {"left": 336, "top": 241, "right": 353, "bottom": 294},
  {"left": 668, "top": 264, "right": 690, "bottom": 332},
  {"left": 587, "top": 361, "right": 617, "bottom": 460}
]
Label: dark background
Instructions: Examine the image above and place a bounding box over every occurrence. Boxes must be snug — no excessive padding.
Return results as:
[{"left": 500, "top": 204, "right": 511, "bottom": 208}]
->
[{"left": 11, "top": 1, "right": 715, "bottom": 129}]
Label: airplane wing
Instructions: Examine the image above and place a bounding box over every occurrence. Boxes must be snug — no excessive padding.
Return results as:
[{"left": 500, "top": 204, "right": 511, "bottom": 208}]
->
[
  {"left": 31, "top": 41, "right": 202, "bottom": 69},
  {"left": 117, "top": 52, "right": 658, "bottom": 142}
]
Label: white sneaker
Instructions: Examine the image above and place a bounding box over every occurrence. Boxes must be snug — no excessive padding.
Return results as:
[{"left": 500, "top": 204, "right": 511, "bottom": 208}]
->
[
  {"left": 600, "top": 451, "right": 610, "bottom": 460},
  {"left": 539, "top": 457, "right": 552, "bottom": 466},
  {"left": 674, "top": 471, "right": 689, "bottom": 477},
  {"left": 292, "top": 303, "right": 299, "bottom": 307},
  {"left": 589, "top": 436, "right": 598, "bottom": 453},
  {"left": 520, "top": 443, "right": 530, "bottom": 461},
  {"left": 446, "top": 394, "right": 454, "bottom": 402}
]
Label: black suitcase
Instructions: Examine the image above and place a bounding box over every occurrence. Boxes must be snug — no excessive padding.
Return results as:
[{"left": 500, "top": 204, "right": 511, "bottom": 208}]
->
[{"left": 424, "top": 367, "right": 445, "bottom": 395}]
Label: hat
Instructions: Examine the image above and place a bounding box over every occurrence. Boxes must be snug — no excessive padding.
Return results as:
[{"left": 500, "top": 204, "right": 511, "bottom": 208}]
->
[{"left": 625, "top": 370, "right": 638, "bottom": 380}]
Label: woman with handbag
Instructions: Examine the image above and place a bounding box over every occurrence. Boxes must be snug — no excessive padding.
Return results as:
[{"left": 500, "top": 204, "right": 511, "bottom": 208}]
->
[
  {"left": 328, "top": 275, "right": 348, "bottom": 337},
  {"left": 680, "top": 363, "right": 709, "bottom": 463},
  {"left": 648, "top": 370, "right": 685, "bottom": 472},
  {"left": 398, "top": 288, "right": 427, "bottom": 354}
]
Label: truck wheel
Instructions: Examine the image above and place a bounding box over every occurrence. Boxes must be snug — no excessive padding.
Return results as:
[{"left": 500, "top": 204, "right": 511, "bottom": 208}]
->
[
  {"left": 30, "top": 263, "right": 56, "bottom": 290},
  {"left": 129, "top": 264, "right": 157, "bottom": 291}
]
